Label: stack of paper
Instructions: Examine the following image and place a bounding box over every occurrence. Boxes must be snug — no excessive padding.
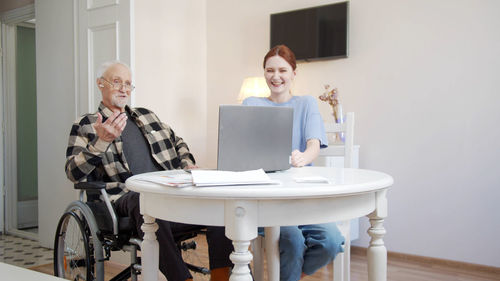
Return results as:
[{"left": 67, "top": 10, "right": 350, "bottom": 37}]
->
[
  {"left": 134, "top": 172, "right": 193, "bottom": 187},
  {"left": 191, "top": 169, "right": 279, "bottom": 187}
]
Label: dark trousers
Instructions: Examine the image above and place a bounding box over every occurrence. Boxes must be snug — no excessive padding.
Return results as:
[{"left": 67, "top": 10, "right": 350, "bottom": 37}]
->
[{"left": 114, "top": 191, "right": 233, "bottom": 281}]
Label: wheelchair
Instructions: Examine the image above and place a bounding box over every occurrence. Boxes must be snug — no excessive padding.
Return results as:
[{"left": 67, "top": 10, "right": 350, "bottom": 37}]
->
[{"left": 53, "top": 181, "right": 209, "bottom": 281}]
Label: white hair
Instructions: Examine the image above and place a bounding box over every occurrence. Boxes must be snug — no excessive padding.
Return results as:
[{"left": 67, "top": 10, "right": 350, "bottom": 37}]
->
[{"left": 96, "top": 60, "right": 131, "bottom": 79}]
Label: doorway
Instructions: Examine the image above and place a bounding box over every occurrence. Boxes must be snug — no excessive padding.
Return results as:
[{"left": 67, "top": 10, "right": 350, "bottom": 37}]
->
[
  {"left": 14, "top": 23, "right": 38, "bottom": 233},
  {"left": 1, "top": 6, "right": 37, "bottom": 239}
]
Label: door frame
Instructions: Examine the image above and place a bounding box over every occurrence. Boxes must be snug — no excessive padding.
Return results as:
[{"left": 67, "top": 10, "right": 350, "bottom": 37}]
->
[
  {"left": 0, "top": 4, "right": 36, "bottom": 240},
  {"left": 0, "top": 21, "right": 3, "bottom": 234}
]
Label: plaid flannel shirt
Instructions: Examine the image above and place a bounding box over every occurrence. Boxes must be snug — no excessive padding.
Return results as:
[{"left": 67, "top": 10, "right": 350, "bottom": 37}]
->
[{"left": 65, "top": 102, "right": 196, "bottom": 197}]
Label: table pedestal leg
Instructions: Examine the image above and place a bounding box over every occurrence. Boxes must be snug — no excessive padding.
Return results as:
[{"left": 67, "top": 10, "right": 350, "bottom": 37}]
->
[
  {"left": 264, "top": 227, "right": 280, "bottom": 281},
  {"left": 141, "top": 215, "right": 159, "bottom": 281},
  {"left": 367, "top": 214, "right": 387, "bottom": 281},
  {"left": 251, "top": 237, "right": 264, "bottom": 281},
  {"left": 225, "top": 200, "right": 258, "bottom": 281},
  {"left": 230, "top": 240, "right": 253, "bottom": 281}
]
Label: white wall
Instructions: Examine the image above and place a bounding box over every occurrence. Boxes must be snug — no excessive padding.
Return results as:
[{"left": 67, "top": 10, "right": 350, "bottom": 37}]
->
[
  {"left": 207, "top": 0, "right": 500, "bottom": 267},
  {"left": 35, "top": 0, "right": 77, "bottom": 247},
  {"left": 135, "top": 0, "right": 208, "bottom": 166}
]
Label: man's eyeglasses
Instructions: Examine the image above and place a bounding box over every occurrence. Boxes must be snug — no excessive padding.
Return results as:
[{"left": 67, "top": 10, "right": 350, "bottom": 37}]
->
[{"left": 100, "top": 77, "right": 135, "bottom": 91}]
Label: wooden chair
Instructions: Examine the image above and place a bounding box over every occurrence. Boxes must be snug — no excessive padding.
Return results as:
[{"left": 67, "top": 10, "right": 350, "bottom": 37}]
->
[{"left": 252, "top": 112, "right": 355, "bottom": 281}]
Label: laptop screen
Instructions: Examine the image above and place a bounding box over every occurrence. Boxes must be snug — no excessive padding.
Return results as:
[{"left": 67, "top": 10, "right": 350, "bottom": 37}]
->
[{"left": 217, "top": 105, "right": 293, "bottom": 172}]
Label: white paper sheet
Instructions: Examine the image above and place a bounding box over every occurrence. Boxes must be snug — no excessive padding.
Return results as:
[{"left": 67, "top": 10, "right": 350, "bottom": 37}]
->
[
  {"left": 191, "top": 169, "right": 280, "bottom": 187},
  {"left": 293, "top": 176, "right": 332, "bottom": 184}
]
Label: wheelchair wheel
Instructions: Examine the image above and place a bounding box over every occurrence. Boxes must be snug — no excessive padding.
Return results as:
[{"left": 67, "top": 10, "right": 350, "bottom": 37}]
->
[{"left": 54, "top": 211, "right": 94, "bottom": 281}]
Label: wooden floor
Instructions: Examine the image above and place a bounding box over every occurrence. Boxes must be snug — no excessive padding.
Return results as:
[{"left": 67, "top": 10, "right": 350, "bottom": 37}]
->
[{"left": 30, "top": 235, "right": 500, "bottom": 281}]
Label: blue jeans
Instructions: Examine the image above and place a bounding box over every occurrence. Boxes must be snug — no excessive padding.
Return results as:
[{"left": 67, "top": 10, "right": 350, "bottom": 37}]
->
[{"left": 279, "top": 223, "right": 344, "bottom": 281}]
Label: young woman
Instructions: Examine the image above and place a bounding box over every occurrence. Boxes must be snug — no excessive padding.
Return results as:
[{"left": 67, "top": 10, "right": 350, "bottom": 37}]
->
[{"left": 243, "top": 45, "right": 345, "bottom": 281}]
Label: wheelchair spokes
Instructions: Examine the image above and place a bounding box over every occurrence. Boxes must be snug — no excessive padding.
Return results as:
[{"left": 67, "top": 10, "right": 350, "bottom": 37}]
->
[{"left": 54, "top": 211, "right": 95, "bottom": 281}]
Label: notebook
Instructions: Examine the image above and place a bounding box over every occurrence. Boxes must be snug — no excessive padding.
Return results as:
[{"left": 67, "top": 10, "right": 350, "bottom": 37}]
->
[{"left": 217, "top": 105, "right": 293, "bottom": 172}]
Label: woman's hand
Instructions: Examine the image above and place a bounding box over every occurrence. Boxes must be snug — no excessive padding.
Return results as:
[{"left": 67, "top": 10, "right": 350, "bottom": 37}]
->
[
  {"left": 291, "top": 139, "right": 320, "bottom": 167},
  {"left": 291, "top": 150, "right": 308, "bottom": 167}
]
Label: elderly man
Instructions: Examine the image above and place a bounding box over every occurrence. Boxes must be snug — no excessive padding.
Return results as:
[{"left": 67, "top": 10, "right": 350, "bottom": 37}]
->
[{"left": 65, "top": 61, "right": 232, "bottom": 281}]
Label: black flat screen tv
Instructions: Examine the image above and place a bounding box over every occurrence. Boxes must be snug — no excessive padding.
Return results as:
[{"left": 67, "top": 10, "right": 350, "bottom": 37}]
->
[{"left": 270, "top": 2, "right": 348, "bottom": 61}]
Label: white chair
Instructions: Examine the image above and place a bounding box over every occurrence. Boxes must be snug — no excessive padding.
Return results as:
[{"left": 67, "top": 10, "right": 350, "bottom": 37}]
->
[{"left": 252, "top": 112, "right": 355, "bottom": 281}]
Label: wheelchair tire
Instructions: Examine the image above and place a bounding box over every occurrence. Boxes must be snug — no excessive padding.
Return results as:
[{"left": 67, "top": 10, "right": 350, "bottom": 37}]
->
[{"left": 54, "top": 211, "right": 94, "bottom": 281}]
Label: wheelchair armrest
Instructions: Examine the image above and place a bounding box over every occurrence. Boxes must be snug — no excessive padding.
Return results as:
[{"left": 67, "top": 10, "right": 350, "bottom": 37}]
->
[
  {"left": 74, "top": 182, "right": 107, "bottom": 190},
  {"left": 74, "top": 181, "right": 119, "bottom": 236}
]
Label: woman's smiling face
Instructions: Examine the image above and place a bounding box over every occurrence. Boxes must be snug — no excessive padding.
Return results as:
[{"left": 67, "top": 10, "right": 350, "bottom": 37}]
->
[{"left": 264, "top": 55, "right": 296, "bottom": 96}]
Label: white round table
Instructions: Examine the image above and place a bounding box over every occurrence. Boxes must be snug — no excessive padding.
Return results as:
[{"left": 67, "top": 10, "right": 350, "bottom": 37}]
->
[{"left": 126, "top": 167, "right": 393, "bottom": 281}]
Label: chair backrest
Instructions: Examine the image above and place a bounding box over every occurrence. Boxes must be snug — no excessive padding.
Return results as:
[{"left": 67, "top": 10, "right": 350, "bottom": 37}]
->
[
  {"left": 323, "top": 112, "right": 355, "bottom": 281},
  {"left": 321, "top": 112, "right": 355, "bottom": 168}
]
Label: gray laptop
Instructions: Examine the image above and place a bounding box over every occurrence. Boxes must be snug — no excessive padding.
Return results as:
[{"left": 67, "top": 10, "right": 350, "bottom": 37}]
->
[{"left": 217, "top": 105, "right": 293, "bottom": 172}]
